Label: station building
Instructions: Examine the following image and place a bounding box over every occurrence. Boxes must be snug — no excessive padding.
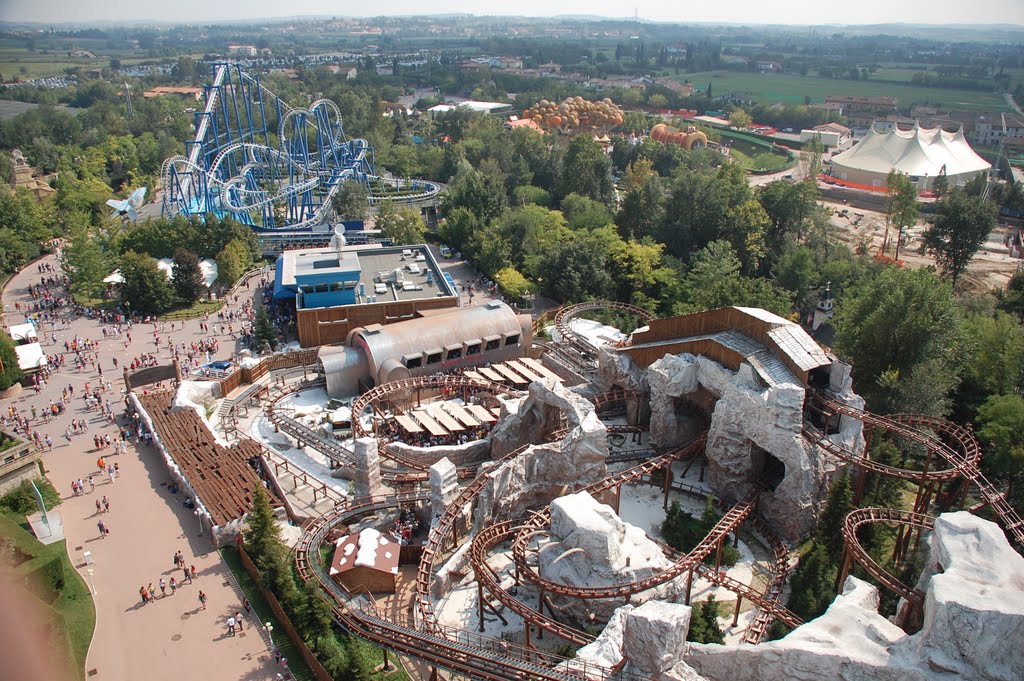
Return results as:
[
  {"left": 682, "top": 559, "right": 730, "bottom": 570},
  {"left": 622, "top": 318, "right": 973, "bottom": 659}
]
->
[
  {"left": 273, "top": 227, "right": 460, "bottom": 347},
  {"left": 320, "top": 300, "right": 533, "bottom": 396}
]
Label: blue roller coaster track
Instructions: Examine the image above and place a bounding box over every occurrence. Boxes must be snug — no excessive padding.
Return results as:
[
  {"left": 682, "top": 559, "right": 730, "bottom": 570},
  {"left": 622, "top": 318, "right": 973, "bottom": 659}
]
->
[{"left": 161, "top": 62, "right": 440, "bottom": 231}]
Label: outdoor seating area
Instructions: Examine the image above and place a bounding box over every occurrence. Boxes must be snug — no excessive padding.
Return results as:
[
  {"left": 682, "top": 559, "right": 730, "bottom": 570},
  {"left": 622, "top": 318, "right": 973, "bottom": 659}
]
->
[
  {"left": 462, "top": 357, "right": 561, "bottom": 387},
  {"left": 379, "top": 399, "right": 500, "bottom": 447}
]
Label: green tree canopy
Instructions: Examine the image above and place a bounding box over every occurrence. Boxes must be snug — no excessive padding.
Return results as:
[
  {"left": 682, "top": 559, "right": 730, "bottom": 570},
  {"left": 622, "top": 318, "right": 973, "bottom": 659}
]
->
[
  {"left": 171, "top": 248, "right": 205, "bottom": 305},
  {"left": 330, "top": 180, "right": 370, "bottom": 222},
  {"left": 374, "top": 201, "right": 427, "bottom": 246},
  {"left": 560, "top": 134, "right": 614, "bottom": 206},
  {"left": 560, "top": 193, "right": 613, "bottom": 230},
  {"left": 0, "top": 332, "right": 25, "bottom": 390},
  {"left": 441, "top": 168, "right": 507, "bottom": 225},
  {"left": 673, "top": 240, "right": 793, "bottom": 317},
  {"left": 119, "top": 250, "right": 174, "bottom": 315},
  {"left": 832, "top": 266, "right": 962, "bottom": 413},
  {"left": 215, "top": 238, "right": 253, "bottom": 288},
  {"left": 923, "top": 190, "right": 998, "bottom": 288}
]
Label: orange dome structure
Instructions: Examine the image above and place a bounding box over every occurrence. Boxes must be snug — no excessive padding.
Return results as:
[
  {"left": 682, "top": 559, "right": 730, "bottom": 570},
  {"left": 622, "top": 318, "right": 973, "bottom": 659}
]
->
[{"left": 651, "top": 123, "right": 708, "bottom": 150}]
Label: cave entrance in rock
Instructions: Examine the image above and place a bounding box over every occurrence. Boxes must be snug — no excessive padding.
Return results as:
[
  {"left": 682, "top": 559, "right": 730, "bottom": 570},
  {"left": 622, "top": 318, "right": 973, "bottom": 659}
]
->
[
  {"left": 749, "top": 443, "right": 786, "bottom": 490},
  {"left": 670, "top": 386, "right": 716, "bottom": 438}
]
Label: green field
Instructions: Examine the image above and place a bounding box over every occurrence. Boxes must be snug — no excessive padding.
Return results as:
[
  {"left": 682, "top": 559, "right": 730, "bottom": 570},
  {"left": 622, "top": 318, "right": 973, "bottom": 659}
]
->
[{"left": 676, "top": 71, "right": 1010, "bottom": 112}]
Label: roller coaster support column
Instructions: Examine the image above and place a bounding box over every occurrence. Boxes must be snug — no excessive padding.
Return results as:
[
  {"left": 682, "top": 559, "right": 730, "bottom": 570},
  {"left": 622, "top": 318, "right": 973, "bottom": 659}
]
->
[
  {"left": 685, "top": 568, "right": 694, "bottom": 605},
  {"left": 714, "top": 537, "right": 724, "bottom": 571},
  {"left": 733, "top": 596, "right": 743, "bottom": 627},
  {"left": 478, "top": 582, "right": 486, "bottom": 632},
  {"left": 663, "top": 461, "right": 672, "bottom": 510},
  {"left": 853, "top": 425, "right": 875, "bottom": 505},
  {"left": 835, "top": 545, "right": 853, "bottom": 594},
  {"left": 536, "top": 589, "right": 545, "bottom": 640},
  {"left": 382, "top": 649, "right": 391, "bottom": 672}
]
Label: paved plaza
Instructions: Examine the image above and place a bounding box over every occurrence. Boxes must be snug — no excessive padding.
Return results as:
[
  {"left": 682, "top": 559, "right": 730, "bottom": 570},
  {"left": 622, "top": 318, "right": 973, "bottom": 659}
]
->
[{"left": 1, "top": 251, "right": 279, "bottom": 681}]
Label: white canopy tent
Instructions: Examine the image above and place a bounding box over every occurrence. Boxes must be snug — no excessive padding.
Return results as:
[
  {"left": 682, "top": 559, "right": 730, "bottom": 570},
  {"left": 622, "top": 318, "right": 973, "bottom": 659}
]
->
[
  {"left": 14, "top": 343, "right": 48, "bottom": 372},
  {"left": 8, "top": 322, "right": 37, "bottom": 344},
  {"left": 830, "top": 125, "right": 990, "bottom": 190}
]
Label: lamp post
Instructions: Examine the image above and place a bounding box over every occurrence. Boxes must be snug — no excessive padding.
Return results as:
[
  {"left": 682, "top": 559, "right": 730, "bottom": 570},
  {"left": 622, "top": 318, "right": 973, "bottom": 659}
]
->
[
  {"left": 194, "top": 508, "right": 203, "bottom": 537},
  {"left": 264, "top": 621, "right": 274, "bottom": 656},
  {"left": 86, "top": 568, "right": 97, "bottom": 595}
]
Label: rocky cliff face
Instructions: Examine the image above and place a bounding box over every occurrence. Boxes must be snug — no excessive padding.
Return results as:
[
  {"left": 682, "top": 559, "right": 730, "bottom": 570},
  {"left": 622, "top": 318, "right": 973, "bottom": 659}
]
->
[
  {"left": 473, "top": 380, "right": 608, "bottom": 529},
  {"left": 681, "top": 512, "right": 1024, "bottom": 681},
  {"left": 537, "top": 491, "right": 682, "bottom": 623},
  {"left": 644, "top": 352, "right": 863, "bottom": 541}
]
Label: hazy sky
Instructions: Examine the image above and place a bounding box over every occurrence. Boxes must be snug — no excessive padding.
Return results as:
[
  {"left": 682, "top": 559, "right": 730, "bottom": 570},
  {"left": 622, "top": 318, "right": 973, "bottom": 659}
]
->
[{"left": 2, "top": 1, "right": 1023, "bottom": 26}]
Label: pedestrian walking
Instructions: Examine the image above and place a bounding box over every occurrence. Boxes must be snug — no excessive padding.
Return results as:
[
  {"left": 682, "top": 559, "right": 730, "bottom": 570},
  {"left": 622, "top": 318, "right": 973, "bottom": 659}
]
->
[
  {"left": 183, "top": 566, "right": 191, "bottom": 584},
  {"left": 148, "top": 583, "right": 155, "bottom": 601},
  {"left": 234, "top": 611, "right": 243, "bottom": 631},
  {"left": 190, "top": 565, "right": 197, "bottom": 580},
  {"left": 95, "top": 499, "right": 101, "bottom": 514},
  {"left": 242, "top": 596, "right": 251, "bottom": 614},
  {"left": 102, "top": 496, "right": 109, "bottom": 513},
  {"left": 88, "top": 475, "right": 95, "bottom": 493},
  {"left": 198, "top": 590, "right": 208, "bottom": 610},
  {"left": 140, "top": 586, "right": 148, "bottom": 605},
  {"left": 159, "top": 578, "right": 166, "bottom": 597},
  {"left": 97, "top": 520, "right": 107, "bottom": 538},
  {"left": 169, "top": 577, "right": 177, "bottom": 595},
  {"left": 227, "top": 616, "right": 236, "bottom": 636}
]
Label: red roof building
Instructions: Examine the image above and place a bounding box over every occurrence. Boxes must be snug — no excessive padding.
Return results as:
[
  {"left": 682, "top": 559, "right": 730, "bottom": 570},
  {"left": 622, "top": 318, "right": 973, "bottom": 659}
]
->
[{"left": 505, "top": 115, "right": 545, "bottom": 133}]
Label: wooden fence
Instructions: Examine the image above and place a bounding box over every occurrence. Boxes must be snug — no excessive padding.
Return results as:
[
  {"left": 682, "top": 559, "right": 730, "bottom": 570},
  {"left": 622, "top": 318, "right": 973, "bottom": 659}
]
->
[{"left": 237, "top": 545, "right": 333, "bottom": 681}]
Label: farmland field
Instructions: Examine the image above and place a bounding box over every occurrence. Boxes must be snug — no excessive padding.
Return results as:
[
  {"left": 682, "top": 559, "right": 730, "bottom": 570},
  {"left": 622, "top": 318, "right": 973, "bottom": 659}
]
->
[{"left": 675, "top": 71, "right": 1010, "bottom": 112}]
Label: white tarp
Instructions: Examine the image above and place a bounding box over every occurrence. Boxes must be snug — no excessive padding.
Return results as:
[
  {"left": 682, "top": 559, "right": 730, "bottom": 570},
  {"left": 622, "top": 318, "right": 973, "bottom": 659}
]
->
[
  {"left": 831, "top": 125, "right": 990, "bottom": 188},
  {"left": 8, "top": 322, "right": 37, "bottom": 343},
  {"left": 14, "top": 342, "right": 47, "bottom": 371},
  {"left": 151, "top": 258, "right": 219, "bottom": 288}
]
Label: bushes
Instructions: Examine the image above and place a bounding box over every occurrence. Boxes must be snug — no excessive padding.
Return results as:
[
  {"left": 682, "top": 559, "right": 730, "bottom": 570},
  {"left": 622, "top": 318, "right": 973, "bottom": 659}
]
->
[
  {"left": 0, "top": 478, "right": 61, "bottom": 515},
  {"left": 661, "top": 497, "right": 740, "bottom": 568}
]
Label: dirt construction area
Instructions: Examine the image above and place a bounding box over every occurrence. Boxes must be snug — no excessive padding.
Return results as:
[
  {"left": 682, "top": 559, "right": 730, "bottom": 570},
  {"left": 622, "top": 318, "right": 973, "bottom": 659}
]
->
[{"left": 822, "top": 200, "right": 1022, "bottom": 292}]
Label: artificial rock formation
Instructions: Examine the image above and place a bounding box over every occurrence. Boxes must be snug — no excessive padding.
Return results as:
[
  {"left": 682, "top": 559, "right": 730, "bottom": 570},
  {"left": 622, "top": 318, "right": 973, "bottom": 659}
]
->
[
  {"left": 474, "top": 380, "right": 608, "bottom": 529},
  {"left": 644, "top": 353, "right": 863, "bottom": 541},
  {"left": 351, "top": 437, "right": 382, "bottom": 498},
  {"left": 429, "top": 457, "right": 459, "bottom": 523},
  {"left": 680, "top": 512, "right": 1024, "bottom": 681},
  {"left": 537, "top": 491, "right": 681, "bottom": 624}
]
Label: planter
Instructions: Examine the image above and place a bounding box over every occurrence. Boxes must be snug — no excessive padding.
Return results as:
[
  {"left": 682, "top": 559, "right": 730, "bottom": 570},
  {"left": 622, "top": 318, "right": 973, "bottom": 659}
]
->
[{"left": 0, "top": 382, "right": 23, "bottom": 400}]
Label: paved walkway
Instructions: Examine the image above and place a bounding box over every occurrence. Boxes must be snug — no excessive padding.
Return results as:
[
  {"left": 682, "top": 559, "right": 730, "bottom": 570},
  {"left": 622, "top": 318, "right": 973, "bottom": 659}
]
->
[{"left": 1, "top": 252, "right": 280, "bottom": 681}]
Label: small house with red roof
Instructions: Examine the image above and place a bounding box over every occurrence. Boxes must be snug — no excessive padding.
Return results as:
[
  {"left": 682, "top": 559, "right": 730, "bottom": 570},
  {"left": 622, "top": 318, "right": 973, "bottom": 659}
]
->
[{"left": 329, "top": 528, "right": 400, "bottom": 594}]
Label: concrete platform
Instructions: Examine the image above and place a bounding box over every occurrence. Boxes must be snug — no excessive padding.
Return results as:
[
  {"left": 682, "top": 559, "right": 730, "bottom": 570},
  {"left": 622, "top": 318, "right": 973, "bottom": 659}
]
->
[{"left": 26, "top": 509, "right": 64, "bottom": 545}]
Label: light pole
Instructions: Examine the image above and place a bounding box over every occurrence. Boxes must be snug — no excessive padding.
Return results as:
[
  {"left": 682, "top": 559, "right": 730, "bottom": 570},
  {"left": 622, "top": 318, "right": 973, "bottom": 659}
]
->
[
  {"left": 86, "top": 568, "right": 97, "bottom": 595},
  {"left": 194, "top": 508, "right": 203, "bottom": 537},
  {"left": 264, "top": 621, "right": 274, "bottom": 656}
]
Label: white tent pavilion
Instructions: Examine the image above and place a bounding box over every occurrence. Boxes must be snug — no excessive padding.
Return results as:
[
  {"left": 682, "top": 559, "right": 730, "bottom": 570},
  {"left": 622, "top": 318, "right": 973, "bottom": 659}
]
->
[{"left": 830, "top": 125, "right": 990, "bottom": 190}]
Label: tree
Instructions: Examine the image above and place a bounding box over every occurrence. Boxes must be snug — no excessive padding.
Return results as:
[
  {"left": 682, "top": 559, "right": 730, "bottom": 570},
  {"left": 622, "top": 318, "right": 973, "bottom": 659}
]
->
[
  {"left": 494, "top": 205, "right": 569, "bottom": 278},
  {"left": 560, "top": 193, "right": 613, "bottom": 230},
  {"left": 119, "top": 250, "right": 174, "bottom": 315},
  {"left": 536, "top": 232, "right": 613, "bottom": 302},
  {"left": 976, "top": 394, "right": 1024, "bottom": 509},
  {"left": 215, "top": 238, "right": 253, "bottom": 287},
  {"left": 171, "top": 248, "right": 204, "bottom": 305},
  {"left": 814, "top": 469, "right": 852, "bottom": 556},
  {"left": 616, "top": 173, "right": 665, "bottom": 241},
  {"left": 800, "top": 135, "right": 824, "bottom": 180},
  {"left": 757, "top": 180, "right": 818, "bottom": 270},
  {"left": 884, "top": 170, "right": 918, "bottom": 259},
  {"left": 832, "top": 266, "right": 962, "bottom": 413},
  {"left": 374, "top": 202, "right": 426, "bottom": 245},
  {"left": 0, "top": 333, "right": 25, "bottom": 390},
  {"left": 728, "top": 108, "right": 752, "bottom": 129},
  {"left": 560, "top": 135, "right": 614, "bottom": 206},
  {"left": 331, "top": 181, "right": 369, "bottom": 221},
  {"left": 674, "top": 241, "right": 793, "bottom": 317},
  {"left": 63, "top": 224, "right": 107, "bottom": 300},
  {"left": 441, "top": 168, "right": 507, "bottom": 225},
  {"left": 253, "top": 308, "right": 277, "bottom": 353},
  {"left": 923, "top": 190, "right": 998, "bottom": 288},
  {"left": 492, "top": 267, "right": 535, "bottom": 303}
]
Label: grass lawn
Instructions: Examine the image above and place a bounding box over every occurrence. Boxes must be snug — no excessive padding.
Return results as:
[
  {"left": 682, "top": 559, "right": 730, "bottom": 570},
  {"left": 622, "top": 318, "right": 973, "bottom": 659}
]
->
[
  {"left": 158, "top": 299, "right": 224, "bottom": 322},
  {"left": 675, "top": 71, "right": 1010, "bottom": 112},
  {"left": 0, "top": 509, "right": 96, "bottom": 680},
  {"left": 219, "top": 547, "right": 317, "bottom": 681}
]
